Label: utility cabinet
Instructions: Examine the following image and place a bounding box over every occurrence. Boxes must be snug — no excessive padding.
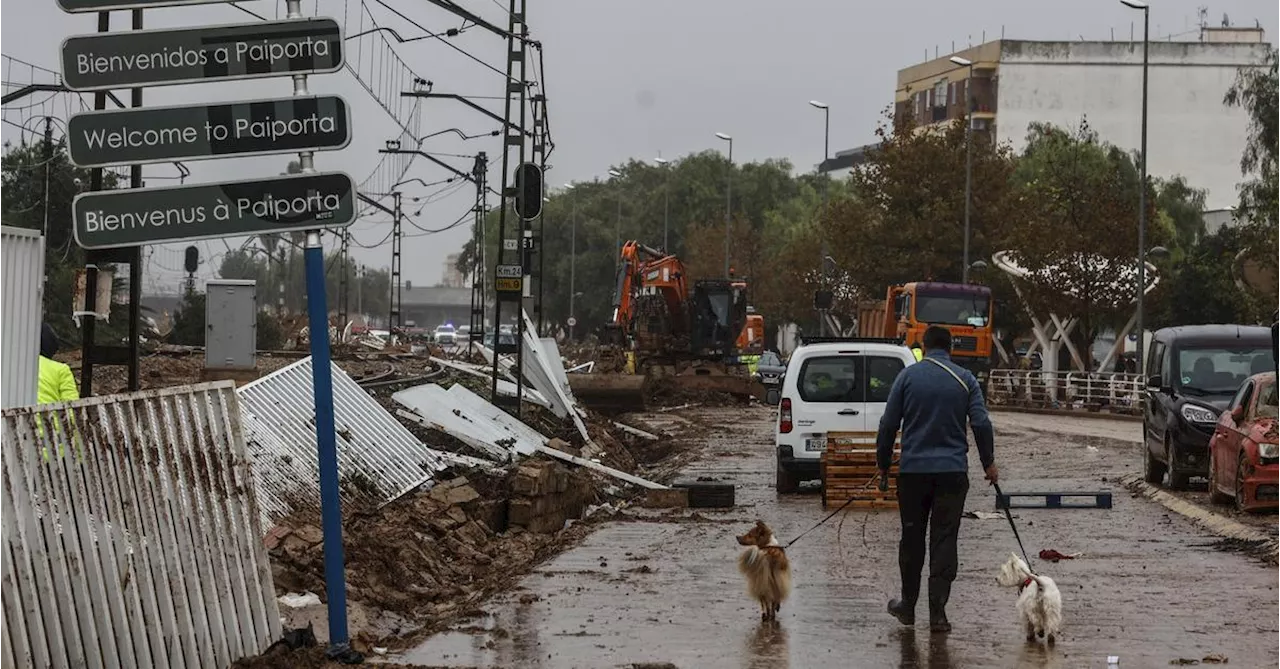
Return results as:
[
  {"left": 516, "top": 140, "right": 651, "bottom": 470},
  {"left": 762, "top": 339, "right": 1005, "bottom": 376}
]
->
[{"left": 205, "top": 280, "right": 257, "bottom": 370}]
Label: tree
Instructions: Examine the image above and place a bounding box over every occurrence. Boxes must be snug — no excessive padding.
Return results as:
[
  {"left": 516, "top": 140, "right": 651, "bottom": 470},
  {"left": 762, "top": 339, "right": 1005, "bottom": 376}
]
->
[
  {"left": 1004, "top": 120, "right": 1167, "bottom": 365},
  {"left": 170, "top": 291, "right": 206, "bottom": 346},
  {"left": 1152, "top": 225, "right": 1268, "bottom": 327},
  {"left": 1224, "top": 48, "right": 1278, "bottom": 286}
]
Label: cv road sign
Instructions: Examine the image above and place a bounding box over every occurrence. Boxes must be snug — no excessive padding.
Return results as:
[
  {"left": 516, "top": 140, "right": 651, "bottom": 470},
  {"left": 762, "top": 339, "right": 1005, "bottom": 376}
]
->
[
  {"left": 73, "top": 172, "right": 355, "bottom": 249},
  {"left": 61, "top": 17, "right": 343, "bottom": 91},
  {"left": 58, "top": 0, "right": 249, "bottom": 12},
  {"left": 69, "top": 95, "right": 351, "bottom": 168}
]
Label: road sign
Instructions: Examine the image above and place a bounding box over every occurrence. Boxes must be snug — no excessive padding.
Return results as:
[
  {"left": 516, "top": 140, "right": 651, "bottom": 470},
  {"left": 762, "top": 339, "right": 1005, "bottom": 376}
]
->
[
  {"left": 495, "top": 278, "right": 522, "bottom": 293},
  {"left": 68, "top": 95, "right": 351, "bottom": 168},
  {"left": 73, "top": 172, "right": 355, "bottom": 249},
  {"left": 567, "top": 317, "right": 577, "bottom": 327},
  {"left": 496, "top": 264, "right": 523, "bottom": 279},
  {"left": 502, "top": 239, "right": 518, "bottom": 251},
  {"left": 61, "top": 17, "right": 343, "bottom": 91},
  {"left": 58, "top": 0, "right": 247, "bottom": 12}
]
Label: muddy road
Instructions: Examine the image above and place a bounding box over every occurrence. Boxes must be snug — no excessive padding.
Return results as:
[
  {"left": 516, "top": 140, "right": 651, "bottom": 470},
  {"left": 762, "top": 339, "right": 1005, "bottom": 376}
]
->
[{"left": 397, "top": 407, "right": 1278, "bottom": 668}]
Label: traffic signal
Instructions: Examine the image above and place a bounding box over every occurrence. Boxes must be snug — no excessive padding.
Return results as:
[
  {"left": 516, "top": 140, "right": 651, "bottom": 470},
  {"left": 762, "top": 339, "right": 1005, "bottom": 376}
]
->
[
  {"left": 184, "top": 245, "right": 200, "bottom": 273},
  {"left": 513, "top": 162, "right": 543, "bottom": 220}
]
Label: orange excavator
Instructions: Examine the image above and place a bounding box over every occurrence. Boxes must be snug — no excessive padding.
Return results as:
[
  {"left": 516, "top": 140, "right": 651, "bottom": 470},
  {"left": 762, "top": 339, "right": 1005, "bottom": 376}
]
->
[{"left": 569, "top": 241, "right": 764, "bottom": 411}]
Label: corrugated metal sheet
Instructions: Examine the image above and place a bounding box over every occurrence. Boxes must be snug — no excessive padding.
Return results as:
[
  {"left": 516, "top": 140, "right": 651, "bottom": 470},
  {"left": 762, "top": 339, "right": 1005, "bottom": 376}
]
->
[
  {"left": 1, "top": 226, "right": 45, "bottom": 409},
  {"left": 0, "top": 381, "right": 282, "bottom": 669},
  {"left": 236, "top": 357, "right": 445, "bottom": 527}
]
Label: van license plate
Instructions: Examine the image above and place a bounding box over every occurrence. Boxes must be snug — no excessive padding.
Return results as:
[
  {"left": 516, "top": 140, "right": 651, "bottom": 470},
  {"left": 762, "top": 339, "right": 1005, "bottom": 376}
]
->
[{"left": 805, "top": 437, "right": 826, "bottom": 452}]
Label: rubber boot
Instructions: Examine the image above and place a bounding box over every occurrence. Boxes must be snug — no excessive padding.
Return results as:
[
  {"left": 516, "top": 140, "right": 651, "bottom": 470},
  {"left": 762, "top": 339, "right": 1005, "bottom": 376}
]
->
[
  {"left": 887, "top": 598, "right": 915, "bottom": 626},
  {"left": 928, "top": 578, "right": 952, "bottom": 633}
]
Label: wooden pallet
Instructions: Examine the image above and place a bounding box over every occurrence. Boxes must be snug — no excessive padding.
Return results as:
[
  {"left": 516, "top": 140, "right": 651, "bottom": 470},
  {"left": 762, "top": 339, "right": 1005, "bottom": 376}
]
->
[{"left": 821, "top": 431, "right": 901, "bottom": 509}]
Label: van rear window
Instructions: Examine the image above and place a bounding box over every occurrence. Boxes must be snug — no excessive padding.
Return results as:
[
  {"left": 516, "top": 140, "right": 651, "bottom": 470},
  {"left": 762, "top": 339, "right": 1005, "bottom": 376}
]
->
[
  {"left": 797, "top": 355, "right": 907, "bottom": 403},
  {"left": 798, "top": 356, "right": 859, "bottom": 402}
]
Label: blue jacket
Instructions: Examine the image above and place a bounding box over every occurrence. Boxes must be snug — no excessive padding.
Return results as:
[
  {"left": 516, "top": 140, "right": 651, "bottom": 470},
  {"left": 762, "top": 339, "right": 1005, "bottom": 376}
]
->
[{"left": 875, "top": 350, "right": 995, "bottom": 474}]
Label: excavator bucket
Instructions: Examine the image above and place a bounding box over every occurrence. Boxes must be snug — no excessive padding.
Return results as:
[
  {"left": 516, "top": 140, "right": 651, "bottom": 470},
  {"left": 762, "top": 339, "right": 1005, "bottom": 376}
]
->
[{"left": 568, "top": 373, "right": 649, "bottom": 414}]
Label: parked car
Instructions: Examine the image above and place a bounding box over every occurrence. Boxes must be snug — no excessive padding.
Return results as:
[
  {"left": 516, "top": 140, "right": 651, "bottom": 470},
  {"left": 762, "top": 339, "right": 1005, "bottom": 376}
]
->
[
  {"left": 774, "top": 338, "right": 915, "bottom": 493},
  {"left": 1208, "top": 372, "right": 1278, "bottom": 512},
  {"left": 456, "top": 325, "right": 471, "bottom": 342},
  {"left": 484, "top": 331, "right": 518, "bottom": 350},
  {"left": 1143, "top": 325, "right": 1275, "bottom": 489},
  {"left": 755, "top": 351, "right": 787, "bottom": 404},
  {"left": 434, "top": 324, "right": 457, "bottom": 345}
]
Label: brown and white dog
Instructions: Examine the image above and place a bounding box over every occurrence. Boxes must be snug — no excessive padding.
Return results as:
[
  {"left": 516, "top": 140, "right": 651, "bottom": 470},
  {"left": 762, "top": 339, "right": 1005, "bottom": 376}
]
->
[{"left": 736, "top": 520, "right": 792, "bottom": 621}]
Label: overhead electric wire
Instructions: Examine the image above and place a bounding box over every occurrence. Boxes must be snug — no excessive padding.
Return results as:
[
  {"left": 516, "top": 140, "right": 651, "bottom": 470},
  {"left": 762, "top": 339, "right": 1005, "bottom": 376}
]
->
[{"left": 374, "top": 0, "right": 513, "bottom": 82}]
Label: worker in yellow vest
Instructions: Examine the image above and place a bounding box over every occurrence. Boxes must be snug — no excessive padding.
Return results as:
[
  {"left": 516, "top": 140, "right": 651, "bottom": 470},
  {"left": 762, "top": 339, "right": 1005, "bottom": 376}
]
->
[
  {"left": 38, "top": 324, "right": 80, "bottom": 460},
  {"left": 911, "top": 342, "right": 924, "bottom": 362}
]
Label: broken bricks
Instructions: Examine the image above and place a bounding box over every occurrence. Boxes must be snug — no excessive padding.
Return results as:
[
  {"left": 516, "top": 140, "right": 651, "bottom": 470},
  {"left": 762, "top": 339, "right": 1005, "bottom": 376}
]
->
[{"left": 429, "top": 476, "right": 481, "bottom": 506}]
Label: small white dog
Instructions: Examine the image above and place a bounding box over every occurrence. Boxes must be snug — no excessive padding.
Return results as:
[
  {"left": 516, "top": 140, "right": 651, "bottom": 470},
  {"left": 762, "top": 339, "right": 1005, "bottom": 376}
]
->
[{"left": 996, "top": 552, "right": 1063, "bottom": 644}]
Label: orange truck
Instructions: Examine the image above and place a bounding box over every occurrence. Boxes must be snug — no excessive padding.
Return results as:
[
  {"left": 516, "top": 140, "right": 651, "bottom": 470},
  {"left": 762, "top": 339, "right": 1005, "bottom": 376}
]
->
[{"left": 858, "top": 282, "right": 995, "bottom": 387}]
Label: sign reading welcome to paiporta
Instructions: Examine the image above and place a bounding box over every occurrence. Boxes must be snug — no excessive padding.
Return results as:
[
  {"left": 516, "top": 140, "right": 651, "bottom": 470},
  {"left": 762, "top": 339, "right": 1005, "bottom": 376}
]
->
[{"left": 68, "top": 95, "right": 351, "bottom": 167}]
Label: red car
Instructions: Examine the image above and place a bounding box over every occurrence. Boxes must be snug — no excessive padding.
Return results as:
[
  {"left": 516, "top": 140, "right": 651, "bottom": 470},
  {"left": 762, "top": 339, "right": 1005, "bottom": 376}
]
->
[{"left": 1208, "top": 371, "right": 1279, "bottom": 512}]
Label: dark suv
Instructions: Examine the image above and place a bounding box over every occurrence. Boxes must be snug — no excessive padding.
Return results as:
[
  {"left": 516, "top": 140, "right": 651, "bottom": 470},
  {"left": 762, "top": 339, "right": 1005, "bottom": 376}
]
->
[{"left": 1144, "top": 325, "right": 1276, "bottom": 489}]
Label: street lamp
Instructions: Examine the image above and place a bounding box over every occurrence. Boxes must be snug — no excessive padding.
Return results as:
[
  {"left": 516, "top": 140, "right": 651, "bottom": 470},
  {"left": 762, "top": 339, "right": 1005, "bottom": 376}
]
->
[
  {"left": 654, "top": 156, "right": 671, "bottom": 250},
  {"left": 608, "top": 169, "right": 623, "bottom": 271},
  {"left": 563, "top": 183, "right": 579, "bottom": 340},
  {"left": 715, "top": 132, "right": 733, "bottom": 278},
  {"left": 1122, "top": 0, "right": 1151, "bottom": 373},
  {"left": 810, "top": 100, "right": 831, "bottom": 334},
  {"left": 949, "top": 55, "right": 976, "bottom": 284}
]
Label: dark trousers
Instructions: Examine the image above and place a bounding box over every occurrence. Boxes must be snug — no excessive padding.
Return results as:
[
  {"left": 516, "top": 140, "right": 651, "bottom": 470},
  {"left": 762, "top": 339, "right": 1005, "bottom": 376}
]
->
[{"left": 896, "top": 471, "right": 969, "bottom": 613}]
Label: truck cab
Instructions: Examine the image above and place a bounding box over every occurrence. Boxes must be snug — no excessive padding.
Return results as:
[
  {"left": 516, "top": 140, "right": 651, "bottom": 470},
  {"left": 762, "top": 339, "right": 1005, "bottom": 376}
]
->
[{"left": 863, "top": 282, "right": 994, "bottom": 389}]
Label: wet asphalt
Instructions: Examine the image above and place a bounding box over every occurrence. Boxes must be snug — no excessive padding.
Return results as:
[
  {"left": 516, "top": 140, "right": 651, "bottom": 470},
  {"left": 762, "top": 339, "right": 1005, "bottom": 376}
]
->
[{"left": 397, "top": 407, "right": 1279, "bottom": 668}]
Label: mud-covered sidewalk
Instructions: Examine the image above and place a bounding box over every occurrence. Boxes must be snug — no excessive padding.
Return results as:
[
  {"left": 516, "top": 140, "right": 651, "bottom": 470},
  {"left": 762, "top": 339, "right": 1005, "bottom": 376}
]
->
[{"left": 398, "top": 406, "right": 1279, "bottom": 668}]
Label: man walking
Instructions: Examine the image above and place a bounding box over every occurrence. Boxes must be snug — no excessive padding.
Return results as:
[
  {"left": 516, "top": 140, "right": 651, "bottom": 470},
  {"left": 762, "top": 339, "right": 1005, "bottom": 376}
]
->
[{"left": 876, "top": 325, "right": 996, "bottom": 632}]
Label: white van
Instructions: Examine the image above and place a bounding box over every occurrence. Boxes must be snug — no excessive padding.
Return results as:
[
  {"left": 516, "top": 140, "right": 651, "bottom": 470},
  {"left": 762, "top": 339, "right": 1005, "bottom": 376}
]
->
[{"left": 775, "top": 339, "right": 916, "bottom": 493}]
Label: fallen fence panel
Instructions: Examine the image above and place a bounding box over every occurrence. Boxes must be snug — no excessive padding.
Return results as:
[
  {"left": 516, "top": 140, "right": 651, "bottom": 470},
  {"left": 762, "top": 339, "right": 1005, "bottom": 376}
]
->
[
  {"left": 236, "top": 356, "right": 446, "bottom": 528},
  {"left": 0, "top": 381, "right": 281, "bottom": 669}
]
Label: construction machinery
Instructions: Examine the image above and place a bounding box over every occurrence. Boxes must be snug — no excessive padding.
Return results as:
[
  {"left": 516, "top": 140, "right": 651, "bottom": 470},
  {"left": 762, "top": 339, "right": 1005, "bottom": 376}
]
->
[
  {"left": 570, "top": 241, "right": 764, "bottom": 411},
  {"left": 858, "top": 281, "right": 995, "bottom": 388}
]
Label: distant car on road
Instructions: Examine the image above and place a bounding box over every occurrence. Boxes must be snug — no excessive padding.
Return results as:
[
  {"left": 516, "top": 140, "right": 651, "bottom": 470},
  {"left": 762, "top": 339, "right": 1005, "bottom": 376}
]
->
[
  {"left": 1143, "top": 324, "right": 1275, "bottom": 489},
  {"left": 755, "top": 351, "right": 786, "bottom": 404},
  {"left": 434, "top": 324, "right": 457, "bottom": 345},
  {"left": 456, "top": 325, "right": 471, "bottom": 342},
  {"left": 1208, "top": 371, "right": 1278, "bottom": 512}
]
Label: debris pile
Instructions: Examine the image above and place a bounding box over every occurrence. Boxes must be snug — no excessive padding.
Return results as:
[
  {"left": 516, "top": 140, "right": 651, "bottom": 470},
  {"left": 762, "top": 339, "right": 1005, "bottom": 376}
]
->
[{"left": 266, "top": 459, "right": 605, "bottom": 635}]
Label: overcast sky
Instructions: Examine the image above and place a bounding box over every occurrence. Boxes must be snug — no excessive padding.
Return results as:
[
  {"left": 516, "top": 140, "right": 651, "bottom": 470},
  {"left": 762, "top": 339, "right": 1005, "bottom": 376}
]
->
[{"left": 3, "top": 0, "right": 1276, "bottom": 294}]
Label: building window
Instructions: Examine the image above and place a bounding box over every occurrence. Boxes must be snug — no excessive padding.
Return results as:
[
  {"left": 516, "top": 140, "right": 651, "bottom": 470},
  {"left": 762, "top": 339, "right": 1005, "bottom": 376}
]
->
[{"left": 933, "top": 80, "right": 948, "bottom": 108}]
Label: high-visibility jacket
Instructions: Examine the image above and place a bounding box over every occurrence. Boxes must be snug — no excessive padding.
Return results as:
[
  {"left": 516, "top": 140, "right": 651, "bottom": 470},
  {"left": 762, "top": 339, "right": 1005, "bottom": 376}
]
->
[
  {"left": 38, "top": 356, "right": 80, "bottom": 461},
  {"left": 911, "top": 347, "right": 924, "bottom": 362},
  {"left": 38, "top": 356, "right": 79, "bottom": 404}
]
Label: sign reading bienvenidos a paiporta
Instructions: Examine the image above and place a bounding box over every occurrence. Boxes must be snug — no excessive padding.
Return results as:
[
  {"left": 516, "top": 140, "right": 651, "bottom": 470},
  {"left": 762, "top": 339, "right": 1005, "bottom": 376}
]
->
[{"left": 59, "top": 1, "right": 356, "bottom": 248}]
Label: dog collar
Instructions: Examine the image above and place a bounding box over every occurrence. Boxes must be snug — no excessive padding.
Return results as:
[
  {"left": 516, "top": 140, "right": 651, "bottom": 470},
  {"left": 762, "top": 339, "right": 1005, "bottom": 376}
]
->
[{"left": 1018, "top": 577, "right": 1033, "bottom": 592}]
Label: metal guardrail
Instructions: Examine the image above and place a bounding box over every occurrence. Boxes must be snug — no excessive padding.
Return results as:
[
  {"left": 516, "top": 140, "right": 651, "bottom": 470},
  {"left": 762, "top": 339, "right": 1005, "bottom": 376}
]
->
[
  {"left": 988, "top": 369, "right": 1145, "bottom": 415},
  {"left": 1, "top": 382, "right": 281, "bottom": 669}
]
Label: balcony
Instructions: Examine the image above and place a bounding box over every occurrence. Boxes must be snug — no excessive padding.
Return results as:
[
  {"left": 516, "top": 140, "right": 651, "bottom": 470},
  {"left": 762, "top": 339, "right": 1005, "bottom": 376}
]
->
[{"left": 966, "top": 76, "right": 998, "bottom": 115}]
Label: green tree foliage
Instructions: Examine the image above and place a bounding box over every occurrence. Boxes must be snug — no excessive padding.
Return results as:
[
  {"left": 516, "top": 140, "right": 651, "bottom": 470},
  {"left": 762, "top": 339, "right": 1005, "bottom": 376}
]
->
[
  {"left": 1152, "top": 225, "right": 1268, "bottom": 328},
  {"left": 169, "top": 291, "right": 206, "bottom": 346},
  {"left": 217, "top": 246, "right": 392, "bottom": 324},
  {"left": 1224, "top": 48, "right": 1278, "bottom": 294}
]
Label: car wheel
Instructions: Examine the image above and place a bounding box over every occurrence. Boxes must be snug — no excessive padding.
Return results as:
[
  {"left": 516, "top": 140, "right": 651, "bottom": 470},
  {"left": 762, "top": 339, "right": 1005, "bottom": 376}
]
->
[
  {"left": 1234, "top": 452, "right": 1250, "bottom": 513},
  {"left": 1143, "top": 425, "right": 1166, "bottom": 484},
  {"left": 776, "top": 462, "right": 800, "bottom": 494},
  {"left": 1166, "top": 437, "right": 1190, "bottom": 490},
  {"left": 1208, "top": 448, "right": 1231, "bottom": 505}
]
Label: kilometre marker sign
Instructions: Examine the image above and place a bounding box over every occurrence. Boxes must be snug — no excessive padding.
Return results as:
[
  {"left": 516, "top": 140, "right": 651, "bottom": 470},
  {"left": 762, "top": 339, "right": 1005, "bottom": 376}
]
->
[
  {"left": 58, "top": 0, "right": 253, "bottom": 12},
  {"left": 73, "top": 172, "right": 356, "bottom": 249},
  {"left": 61, "top": 17, "right": 343, "bottom": 91},
  {"left": 68, "top": 95, "right": 351, "bottom": 168}
]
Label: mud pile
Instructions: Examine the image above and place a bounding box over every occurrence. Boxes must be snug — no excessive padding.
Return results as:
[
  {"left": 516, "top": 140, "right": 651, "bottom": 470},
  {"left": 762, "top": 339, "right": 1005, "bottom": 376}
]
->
[{"left": 264, "top": 458, "right": 612, "bottom": 647}]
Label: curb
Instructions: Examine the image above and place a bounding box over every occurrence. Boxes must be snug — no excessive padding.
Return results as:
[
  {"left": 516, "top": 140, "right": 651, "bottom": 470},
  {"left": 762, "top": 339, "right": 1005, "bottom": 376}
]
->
[
  {"left": 991, "top": 406, "right": 1142, "bottom": 423},
  {"left": 1119, "top": 474, "right": 1279, "bottom": 561}
]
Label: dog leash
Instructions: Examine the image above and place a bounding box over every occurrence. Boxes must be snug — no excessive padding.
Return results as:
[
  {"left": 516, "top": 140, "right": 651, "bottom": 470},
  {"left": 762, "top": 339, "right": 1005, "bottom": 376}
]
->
[
  {"left": 783, "top": 461, "right": 897, "bottom": 549},
  {"left": 992, "top": 482, "right": 1034, "bottom": 568}
]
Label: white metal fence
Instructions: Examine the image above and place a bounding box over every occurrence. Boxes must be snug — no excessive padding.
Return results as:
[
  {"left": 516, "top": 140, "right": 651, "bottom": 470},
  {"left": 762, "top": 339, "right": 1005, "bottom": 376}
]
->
[
  {"left": 1, "top": 382, "right": 282, "bottom": 669},
  {"left": 988, "top": 369, "right": 1145, "bottom": 415},
  {"left": 236, "top": 357, "right": 446, "bottom": 529},
  {"left": 1, "top": 226, "right": 45, "bottom": 409}
]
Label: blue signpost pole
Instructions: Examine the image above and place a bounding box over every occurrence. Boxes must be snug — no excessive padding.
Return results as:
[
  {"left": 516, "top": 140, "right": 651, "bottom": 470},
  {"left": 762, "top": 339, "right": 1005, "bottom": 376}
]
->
[{"left": 303, "top": 231, "right": 357, "bottom": 659}]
